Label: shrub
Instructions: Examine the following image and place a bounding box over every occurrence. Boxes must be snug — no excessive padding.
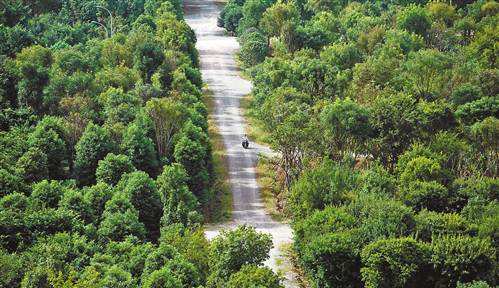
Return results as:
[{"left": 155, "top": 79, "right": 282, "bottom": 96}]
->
[
  {"left": 301, "top": 231, "right": 362, "bottom": 288},
  {"left": 208, "top": 225, "right": 272, "bottom": 282},
  {"left": 227, "top": 265, "right": 283, "bottom": 288},
  {"left": 415, "top": 210, "right": 470, "bottom": 242},
  {"left": 361, "top": 237, "right": 433, "bottom": 288},
  {"left": 30, "top": 180, "right": 67, "bottom": 209},
  {"left": 431, "top": 235, "right": 496, "bottom": 286},
  {"left": 400, "top": 180, "right": 449, "bottom": 212}
]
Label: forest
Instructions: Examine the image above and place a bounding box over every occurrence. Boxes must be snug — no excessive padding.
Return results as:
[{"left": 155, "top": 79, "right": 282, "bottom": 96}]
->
[
  {"left": 0, "top": 0, "right": 283, "bottom": 287},
  {"left": 219, "top": 0, "right": 497, "bottom": 287}
]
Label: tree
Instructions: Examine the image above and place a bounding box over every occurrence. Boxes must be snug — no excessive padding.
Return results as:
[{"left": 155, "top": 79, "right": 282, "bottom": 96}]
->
[
  {"left": 121, "top": 121, "right": 159, "bottom": 177},
  {"left": 397, "top": 4, "right": 431, "bottom": 38},
  {"left": 238, "top": 29, "right": 268, "bottom": 67},
  {"left": 221, "top": 2, "right": 243, "bottom": 33},
  {"left": 117, "top": 171, "right": 162, "bottom": 241},
  {"left": 145, "top": 98, "right": 186, "bottom": 160},
  {"left": 370, "top": 93, "right": 421, "bottom": 167},
  {"left": 16, "top": 147, "right": 49, "bottom": 183},
  {"left": 95, "top": 153, "right": 136, "bottom": 186},
  {"left": 133, "top": 40, "right": 164, "bottom": 83},
  {"left": 156, "top": 164, "right": 201, "bottom": 227},
  {"left": 260, "top": 1, "right": 301, "bottom": 51},
  {"left": 320, "top": 98, "right": 372, "bottom": 158},
  {"left": 455, "top": 97, "right": 499, "bottom": 125},
  {"left": 27, "top": 116, "right": 69, "bottom": 180},
  {"left": 208, "top": 225, "right": 272, "bottom": 283},
  {"left": 360, "top": 237, "right": 433, "bottom": 288},
  {"left": 98, "top": 192, "right": 146, "bottom": 242},
  {"left": 415, "top": 210, "right": 470, "bottom": 242},
  {"left": 289, "top": 159, "right": 356, "bottom": 218},
  {"left": 227, "top": 265, "right": 283, "bottom": 288},
  {"left": 402, "top": 49, "right": 452, "bottom": 100},
  {"left": 15, "top": 45, "right": 53, "bottom": 114},
  {"left": 74, "top": 123, "right": 116, "bottom": 187},
  {"left": 173, "top": 122, "right": 211, "bottom": 198},
  {"left": 305, "top": 0, "right": 347, "bottom": 14},
  {"left": 142, "top": 267, "right": 182, "bottom": 288}
]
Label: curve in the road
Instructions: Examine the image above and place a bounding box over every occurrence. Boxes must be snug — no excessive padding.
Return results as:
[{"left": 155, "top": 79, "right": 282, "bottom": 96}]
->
[{"left": 183, "top": 0, "right": 297, "bottom": 286}]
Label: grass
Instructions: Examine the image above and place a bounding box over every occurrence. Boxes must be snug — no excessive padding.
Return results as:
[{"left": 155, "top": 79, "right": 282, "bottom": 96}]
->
[
  {"left": 240, "top": 93, "right": 270, "bottom": 145},
  {"left": 202, "top": 87, "right": 232, "bottom": 223},
  {"left": 255, "top": 155, "right": 288, "bottom": 222},
  {"left": 281, "top": 243, "right": 310, "bottom": 288}
]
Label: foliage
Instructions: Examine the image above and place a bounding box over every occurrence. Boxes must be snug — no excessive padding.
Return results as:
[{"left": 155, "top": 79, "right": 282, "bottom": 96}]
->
[
  {"left": 208, "top": 225, "right": 273, "bottom": 283},
  {"left": 226, "top": 265, "right": 283, "bottom": 288},
  {"left": 95, "top": 153, "right": 136, "bottom": 186}
]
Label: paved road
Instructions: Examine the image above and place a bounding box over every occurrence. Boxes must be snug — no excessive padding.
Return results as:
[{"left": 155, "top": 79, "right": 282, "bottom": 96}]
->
[{"left": 184, "top": 0, "right": 297, "bottom": 286}]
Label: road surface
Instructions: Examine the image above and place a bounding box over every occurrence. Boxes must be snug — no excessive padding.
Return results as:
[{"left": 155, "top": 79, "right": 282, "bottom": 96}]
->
[{"left": 184, "top": 0, "right": 298, "bottom": 286}]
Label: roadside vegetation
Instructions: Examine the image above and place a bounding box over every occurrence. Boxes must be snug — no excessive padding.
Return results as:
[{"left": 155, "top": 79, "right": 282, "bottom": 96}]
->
[
  {"left": 203, "top": 88, "right": 233, "bottom": 222},
  {"left": 219, "top": 0, "right": 498, "bottom": 287}
]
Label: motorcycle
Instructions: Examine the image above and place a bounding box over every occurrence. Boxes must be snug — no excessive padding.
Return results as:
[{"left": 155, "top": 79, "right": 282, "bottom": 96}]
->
[{"left": 242, "top": 139, "right": 249, "bottom": 149}]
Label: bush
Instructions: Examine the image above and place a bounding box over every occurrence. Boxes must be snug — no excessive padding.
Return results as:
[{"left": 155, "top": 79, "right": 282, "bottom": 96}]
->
[
  {"left": 289, "top": 160, "right": 356, "bottom": 218},
  {"left": 301, "top": 231, "right": 362, "bottom": 288},
  {"left": 415, "top": 210, "right": 470, "bottom": 242},
  {"left": 30, "top": 180, "right": 67, "bottom": 209},
  {"left": 358, "top": 163, "right": 396, "bottom": 197},
  {"left": 227, "top": 265, "right": 283, "bottom": 288},
  {"left": 455, "top": 97, "right": 499, "bottom": 125},
  {"left": 208, "top": 225, "right": 272, "bottom": 282},
  {"left": 293, "top": 206, "right": 355, "bottom": 255},
  {"left": 346, "top": 194, "right": 415, "bottom": 244},
  {"left": 400, "top": 180, "right": 450, "bottom": 212},
  {"left": 361, "top": 237, "right": 433, "bottom": 288},
  {"left": 142, "top": 267, "right": 181, "bottom": 288},
  {"left": 0, "top": 192, "right": 29, "bottom": 211},
  {"left": 431, "top": 235, "right": 496, "bottom": 286}
]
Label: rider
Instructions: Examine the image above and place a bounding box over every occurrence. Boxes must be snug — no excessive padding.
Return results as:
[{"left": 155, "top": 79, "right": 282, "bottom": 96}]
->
[{"left": 242, "top": 134, "right": 249, "bottom": 147}]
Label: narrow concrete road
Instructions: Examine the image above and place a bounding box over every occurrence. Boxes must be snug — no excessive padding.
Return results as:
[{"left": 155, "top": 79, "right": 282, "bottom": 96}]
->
[{"left": 184, "top": 0, "right": 298, "bottom": 286}]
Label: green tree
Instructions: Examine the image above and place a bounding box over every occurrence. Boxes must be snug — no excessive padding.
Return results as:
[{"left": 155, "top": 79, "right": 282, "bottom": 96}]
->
[
  {"left": 27, "top": 116, "right": 69, "bottom": 180},
  {"left": 321, "top": 98, "right": 371, "bottom": 158},
  {"left": 31, "top": 180, "right": 67, "bottom": 209},
  {"left": 117, "top": 171, "right": 162, "bottom": 241},
  {"left": 121, "top": 121, "right": 159, "bottom": 177},
  {"left": 15, "top": 45, "right": 53, "bottom": 114},
  {"left": 300, "top": 231, "right": 362, "bottom": 288},
  {"left": 238, "top": 29, "right": 268, "bottom": 67},
  {"left": 156, "top": 164, "right": 201, "bottom": 227},
  {"left": 75, "top": 123, "right": 116, "bottom": 187},
  {"left": 145, "top": 98, "right": 186, "bottom": 160},
  {"left": 98, "top": 193, "right": 146, "bottom": 242},
  {"left": 361, "top": 237, "right": 433, "bottom": 288},
  {"left": 227, "top": 265, "right": 283, "bottom": 288},
  {"left": 208, "top": 225, "right": 272, "bottom": 283},
  {"left": 397, "top": 4, "right": 431, "bottom": 37},
  {"left": 95, "top": 153, "right": 136, "bottom": 186}
]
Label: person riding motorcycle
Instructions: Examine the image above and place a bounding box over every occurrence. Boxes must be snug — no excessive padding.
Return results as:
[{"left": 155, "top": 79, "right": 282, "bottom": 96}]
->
[{"left": 242, "top": 134, "right": 249, "bottom": 149}]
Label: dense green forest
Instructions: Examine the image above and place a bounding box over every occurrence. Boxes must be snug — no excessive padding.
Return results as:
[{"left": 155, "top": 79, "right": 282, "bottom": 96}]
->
[
  {"left": 220, "top": 0, "right": 497, "bottom": 287},
  {"left": 0, "top": 0, "right": 283, "bottom": 287}
]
